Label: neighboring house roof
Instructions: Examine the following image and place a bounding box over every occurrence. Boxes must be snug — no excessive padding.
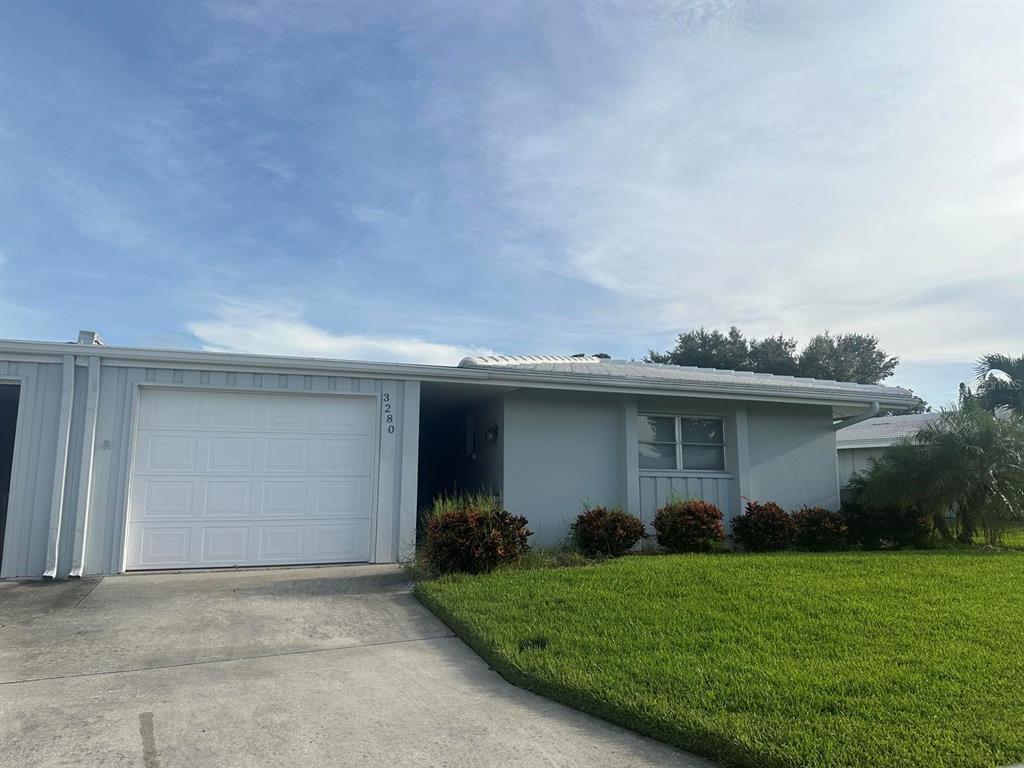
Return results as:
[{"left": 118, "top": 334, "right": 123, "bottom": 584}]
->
[
  {"left": 0, "top": 338, "right": 919, "bottom": 414},
  {"left": 835, "top": 412, "right": 941, "bottom": 449},
  {"left": 461, "top": 355, "right": 917, "bottom": 411}
]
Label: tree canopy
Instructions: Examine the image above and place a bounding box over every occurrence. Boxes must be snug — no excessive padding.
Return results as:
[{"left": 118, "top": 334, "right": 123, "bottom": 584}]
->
[
  {"left": 646, "top": 327, "right": 898, "bottom": 385},
  {"left": 974, "top": 353, "right": 1024, "bottom": 416}
]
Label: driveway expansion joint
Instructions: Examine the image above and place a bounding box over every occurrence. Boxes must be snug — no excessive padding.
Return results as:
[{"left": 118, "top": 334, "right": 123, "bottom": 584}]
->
[{"left": 0, "top": 632, "right": 458, "bottom": 686}]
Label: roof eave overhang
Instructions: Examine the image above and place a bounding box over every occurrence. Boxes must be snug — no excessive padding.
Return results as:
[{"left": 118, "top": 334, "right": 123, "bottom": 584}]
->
[
  {"left": 836, "top": 439, "right": 901, "bottom": 450},
  {"left": 0, "top": 339, "right": 919, "bottom": 412}
]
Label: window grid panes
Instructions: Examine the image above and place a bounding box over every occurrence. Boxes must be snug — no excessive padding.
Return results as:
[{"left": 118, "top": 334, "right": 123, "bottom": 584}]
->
[{"left": 638, "top": 415, "right": 726, "bottom": 472}]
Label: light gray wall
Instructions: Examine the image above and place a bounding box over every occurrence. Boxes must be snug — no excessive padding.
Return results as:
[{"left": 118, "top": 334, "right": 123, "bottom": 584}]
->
[
  {"left": 837, "top": 447, "right": 885, "bottom": 488},
  {"left": 1, "top": 353, "right": 419, "bottom": 578},
  {"left": 747, "top": 402, "right": 840, "bottom": 511},
  {"left": 0, "top": 361, "right": 64, "bottom": 578},
  {"left": 502, "top": 389, "right": 626, "bottom": 547}
]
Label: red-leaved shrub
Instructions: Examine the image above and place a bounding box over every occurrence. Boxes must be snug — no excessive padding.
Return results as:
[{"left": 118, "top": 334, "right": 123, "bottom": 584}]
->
[
  {"left": 791, "top": 506, "right": 848, "bottom": 551},
  {"left": 731, "top": 500, "right": 795, "bottom": 552},
  {"left": 571, "top": 505, "right": 646, "bottom": 557},
  {"left": 424, "top": 494, "right": 531, "bottom": 574},
  {"left": 653, "top": 499, "right": 725, "bottom": 552}
]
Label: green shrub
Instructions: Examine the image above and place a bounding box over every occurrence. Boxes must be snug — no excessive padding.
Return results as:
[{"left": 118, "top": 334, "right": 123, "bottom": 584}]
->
[
  {"left": 652, "top": 499, "right": 725, "bottom": 552},
  {"left": 731, "top": 500, "right": 795, "bottom": 551},
  {"left": 841, "top": 501, "right": 887, "bottom": 550},
  {"left": 841, "top": 501, "right": 932, "bottom": 550},
  {"left": 792, "top": 506, "right": 848, "bottom": 551},
  {"left": 570, "top": 505, "right": 646, "bottom": 557},
  {"left": 423, "top": 493, "right": 531, "bottom": 574}
]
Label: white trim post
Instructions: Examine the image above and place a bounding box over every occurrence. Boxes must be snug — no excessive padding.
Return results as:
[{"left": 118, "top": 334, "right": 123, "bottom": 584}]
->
[
  {"left": 398, "top": 380, "right": 420, "bottom": 562},
  {"left": 44, "top": 354, "right": 76, "bottom": 579},
  {"left": 69, "top": 355, "right": 101, "bottom": 577},
  {"left": 623, "top": 396, "right": 640, "bottom": 517}
]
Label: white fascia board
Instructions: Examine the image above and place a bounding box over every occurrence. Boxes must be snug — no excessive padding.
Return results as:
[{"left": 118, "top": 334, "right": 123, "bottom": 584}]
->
[
  {"left": 836, "top": 439, "right": 899, "bottom": 450},
  {"left": 0, "top": 339, "right": 919, "bottom": 412}
]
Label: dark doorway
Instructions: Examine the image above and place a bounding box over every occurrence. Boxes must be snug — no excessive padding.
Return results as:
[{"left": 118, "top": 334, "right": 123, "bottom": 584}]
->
[
  {"left": 0, "top": 384, "right": 20, "bottom": 572},
  {"left": 417, "top": 382, "right": 509, "bottom": 521}
]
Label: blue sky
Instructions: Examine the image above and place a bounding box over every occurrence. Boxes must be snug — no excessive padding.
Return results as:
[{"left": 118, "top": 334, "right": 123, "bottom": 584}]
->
[{"left": 1, "top": 0, "right": 1021, "bottom": 406}]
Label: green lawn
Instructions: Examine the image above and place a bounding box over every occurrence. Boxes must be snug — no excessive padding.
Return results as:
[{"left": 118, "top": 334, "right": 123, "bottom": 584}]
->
[{"left": 416, "top": 552, "right": 1024, "bottom": 768}]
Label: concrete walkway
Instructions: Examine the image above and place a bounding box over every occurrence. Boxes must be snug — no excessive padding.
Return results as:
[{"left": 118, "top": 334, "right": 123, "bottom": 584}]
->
[{"left": 0, "top": 565, "right": 712, "bottom": 767}]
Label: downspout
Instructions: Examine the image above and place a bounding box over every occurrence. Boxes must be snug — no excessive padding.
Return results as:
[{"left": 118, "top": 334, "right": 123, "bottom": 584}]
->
[
  {"left": 832, "top": 401, "right": 879, "bottom": 431},
  {"left": 69, "top": 354, "right": 101, "bottom": 578},
  {"left": 44, "top": 354, "right": 76, "bottom": 579}
]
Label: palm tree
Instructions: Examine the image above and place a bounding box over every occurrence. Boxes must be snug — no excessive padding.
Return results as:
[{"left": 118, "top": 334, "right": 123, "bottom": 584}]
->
[
  {"left": 975, "top": 353, "right": 1024, "bottom": 415},
  {"left": 853, "top": 402, "right": 1024, "bottom": 545}
]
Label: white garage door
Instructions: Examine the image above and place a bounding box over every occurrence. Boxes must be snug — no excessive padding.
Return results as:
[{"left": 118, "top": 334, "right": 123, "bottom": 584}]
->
[{"left": 125, "top": 388, "right": 376, "bottom": 570}]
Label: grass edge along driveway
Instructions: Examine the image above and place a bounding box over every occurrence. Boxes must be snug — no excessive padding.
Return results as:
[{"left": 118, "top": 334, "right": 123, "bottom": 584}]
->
[{"left": 415, "top": 552, "right": 1024, "bottom": 768}]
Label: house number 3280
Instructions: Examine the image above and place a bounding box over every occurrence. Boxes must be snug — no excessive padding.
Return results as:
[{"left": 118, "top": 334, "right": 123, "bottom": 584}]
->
[{"left": 382, "top": 392, "right": 396, "bottom": 434}]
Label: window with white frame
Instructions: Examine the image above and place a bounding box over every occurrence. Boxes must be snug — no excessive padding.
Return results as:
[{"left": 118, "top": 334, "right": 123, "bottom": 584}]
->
[{"left": 637, "top": 415, "right": 726, "bottom": 472}]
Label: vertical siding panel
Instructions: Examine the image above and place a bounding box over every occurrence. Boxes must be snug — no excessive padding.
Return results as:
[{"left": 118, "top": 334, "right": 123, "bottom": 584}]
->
[
  {"left": 6, "top": 363, "right": 40, "bottom": 576},
  {"left": 30, "top": 363, "right": 62, "bottom": 577}
]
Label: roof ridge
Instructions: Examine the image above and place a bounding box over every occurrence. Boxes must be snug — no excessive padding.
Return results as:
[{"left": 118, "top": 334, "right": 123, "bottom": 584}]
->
[
  {"left": 460, "top": 354, "right": 603, "bottom": 366},
  {"left": 482, "top": 356, "right": 898, "bottom": 391}
]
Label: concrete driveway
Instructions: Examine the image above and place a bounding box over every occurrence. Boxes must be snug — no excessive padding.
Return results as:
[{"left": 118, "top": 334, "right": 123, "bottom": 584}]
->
[{"left": 0, "top": 565, "right": 711, "bottom": 768}]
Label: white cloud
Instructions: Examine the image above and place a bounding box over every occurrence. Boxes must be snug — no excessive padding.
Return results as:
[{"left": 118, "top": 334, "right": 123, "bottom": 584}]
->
[
  {"left": 475, "top": 1, "right": 1023, "bottom": 362},
  {"left": 187, "top": 300, "right": 494, "bottom": 365}
]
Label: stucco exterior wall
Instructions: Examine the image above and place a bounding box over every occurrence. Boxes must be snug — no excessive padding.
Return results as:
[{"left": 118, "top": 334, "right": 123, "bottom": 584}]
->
[
  {"left": 502, "top": 389, "right": 626, "bottom": 547},
  {"left": 746, "top": 403, "right": 840, "bottom": 511}
]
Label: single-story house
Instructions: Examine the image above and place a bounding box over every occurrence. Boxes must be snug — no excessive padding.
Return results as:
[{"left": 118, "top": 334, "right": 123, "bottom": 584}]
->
[
  {"left": 0, "top": 332, "right": 918, "bottom": 579},
  {"left": 835, "top": 412, "right": 941, "bottom": 495}
]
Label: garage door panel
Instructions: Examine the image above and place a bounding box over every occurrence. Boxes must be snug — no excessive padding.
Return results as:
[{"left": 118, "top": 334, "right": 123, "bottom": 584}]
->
[
  {"left": 318, "top": 480, "right": 371, "bottom": 517},
  {"left": 319, "top": 437, "right": 372, "bottom": 473},
  {"left": 205, "top": 481, "right": 253, "bottom": 517},
  {"left": 207, "top": 396, "right": 259, "bottom": 429},
  {"left": 314, "top": 521, "right": 370, "bottom": 559},
  {"left": 316, "top": 398, "right": 374, "bottom": 432},
  {"left": 142, "top": 390, "right": 202, "bottom": 429},
  {"left": 265, "top": 438, "right": 310, "bottom": 472},
  {"left": 127, "top": 389, "right": 377, "bottom": 570},
  {"left": 138, "top": 526, "right": 191, "bottom": 565},
  {"left": 141, "top": 480, "right": 195, "bottom": 518},
  {"left": 262, "top": 481, "right": 309, "bottom": 517},
  {"left": 146, "top": 434, "right": 199, "bottom": 471},
  {"left": 259, "top": 524, "right": 305, "bottom": 560},
  {"left": 202, "top": 526, "right": 251, "bottom": 562},
  {"left": 208, "top": 437, "right": 256, "bottom": 471}
]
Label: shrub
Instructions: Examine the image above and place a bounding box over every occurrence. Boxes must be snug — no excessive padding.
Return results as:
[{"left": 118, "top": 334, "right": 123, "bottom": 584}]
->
[
  {"left": 791, "top": 506, "right": 848, "bottom": 551},
  {"left": 652, "top": 499, "right": 726, "bottom": 552},
  {"left": 423, "top": 493, "right": 531, "bottom": 574},
  {"left": 731, "top": 500, "right": 795, "bottom": 552},
  {"left": 571, "top": 505, "right": 646, "bottom": 557},
  {"left": 841, "top": 501, "right": 933, "bottom": 550},
  {"left": 841, "top": 501, "right": 886, "bottom": 550}
]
